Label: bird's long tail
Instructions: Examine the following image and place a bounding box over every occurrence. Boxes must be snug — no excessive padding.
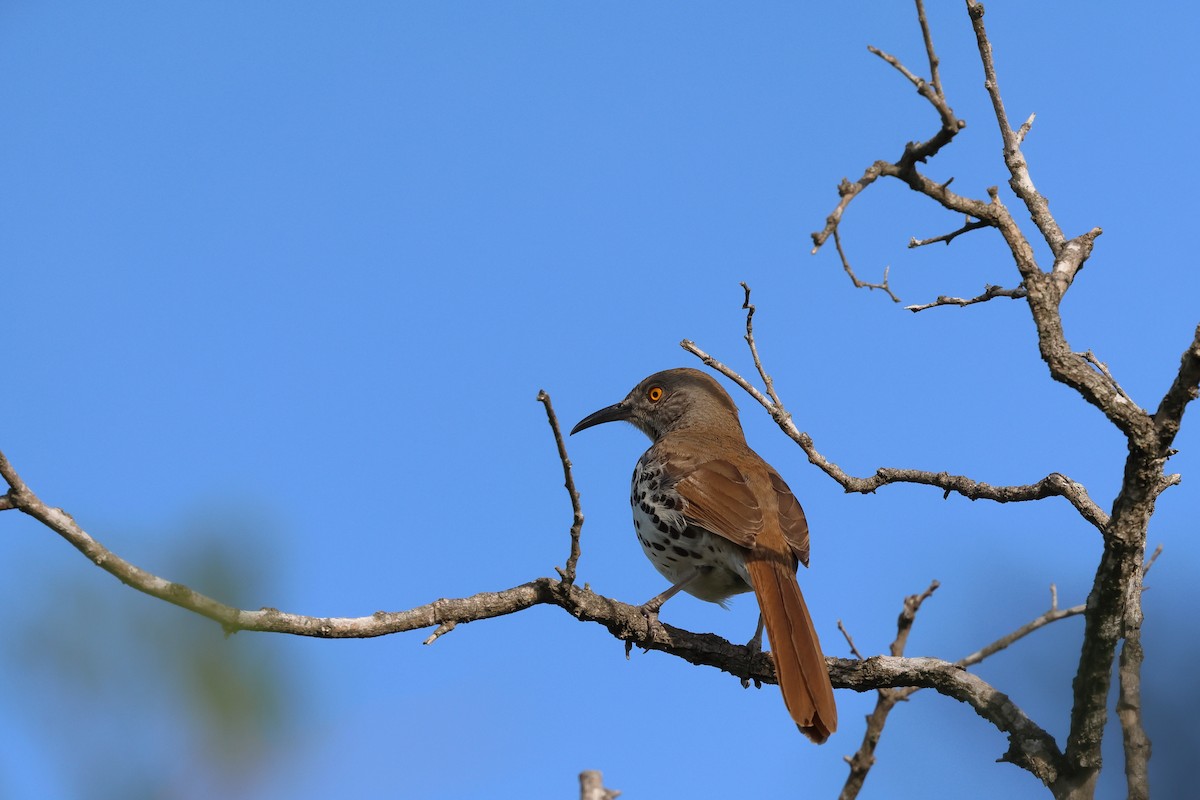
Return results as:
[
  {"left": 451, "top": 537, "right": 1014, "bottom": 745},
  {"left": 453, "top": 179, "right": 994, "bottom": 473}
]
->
[{"left": 745, "top": 545, "right": 837, "bottom": 743}]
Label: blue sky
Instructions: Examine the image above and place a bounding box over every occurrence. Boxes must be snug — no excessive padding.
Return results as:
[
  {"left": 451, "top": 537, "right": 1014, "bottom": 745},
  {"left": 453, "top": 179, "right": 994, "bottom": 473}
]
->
[{"left": 2, "top": 3, "right": 1197, "bottom": 798}]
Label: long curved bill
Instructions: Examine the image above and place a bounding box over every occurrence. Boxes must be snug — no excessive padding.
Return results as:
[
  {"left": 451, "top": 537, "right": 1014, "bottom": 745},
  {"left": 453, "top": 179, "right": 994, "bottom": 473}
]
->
[{"left": 570, "top": 402, "right": 629, "bottom": 435}]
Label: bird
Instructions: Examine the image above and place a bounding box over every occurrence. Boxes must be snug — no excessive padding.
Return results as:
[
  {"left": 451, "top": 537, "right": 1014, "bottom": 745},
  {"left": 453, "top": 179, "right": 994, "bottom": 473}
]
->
[{"left": 571, "top": 367, "right": 837, "bottom": 742}]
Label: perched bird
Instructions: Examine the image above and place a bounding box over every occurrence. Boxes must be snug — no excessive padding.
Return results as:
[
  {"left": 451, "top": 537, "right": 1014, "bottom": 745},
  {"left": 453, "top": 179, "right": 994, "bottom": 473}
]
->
[{"left": 572, "top": 367, "right": 836, "bottom": 742}]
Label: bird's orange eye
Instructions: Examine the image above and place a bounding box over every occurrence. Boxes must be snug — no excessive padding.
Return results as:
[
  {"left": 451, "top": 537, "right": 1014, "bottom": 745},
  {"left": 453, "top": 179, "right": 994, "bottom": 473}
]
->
[{"left": 648, "top": 386, "right": 664, "bottom": 402}]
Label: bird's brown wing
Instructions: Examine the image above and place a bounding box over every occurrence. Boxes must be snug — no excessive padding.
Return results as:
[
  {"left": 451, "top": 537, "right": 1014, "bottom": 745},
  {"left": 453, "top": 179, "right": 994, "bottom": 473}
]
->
[
  {"left": 671, "top": 458, "right": 763, "bottom": 549},
  {"left": 768, "top": 469, "right": 810, "bottom": 568},
  {"left": 663, "top": 443, "right": 809, "bottom": 567}
]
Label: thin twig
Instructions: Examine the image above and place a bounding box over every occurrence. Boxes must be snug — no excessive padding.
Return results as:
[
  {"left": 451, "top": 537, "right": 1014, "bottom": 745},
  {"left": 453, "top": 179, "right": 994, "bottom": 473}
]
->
[
  {"left": 1141, "top": 544, "right": 1163, "bottom": 579},
  {"left": 905, "top": 283, "right": 1027, "bottom": 313},
  {"left": 1077, "top": 350, "right": 1134, "bottom": 407},
  {"left": 908, "top": 217, "right": 990, "bottom": 248},
  {"left": 538, "top": 389, "right": 585, "bottom": 586},
  {"left": 867, "top": 44, "right": 922, "bottom": 87},
  {"left": 914, "top": 0, "right": 942, "bottom": 97},
  {"left": 838, "top": 620, "right": 866, "bottom": 660},
  {"left": 811, "top": 165, "right": 885, "bottom": 252},
  {"left": 892, "top": 580, "right": 940, "bottom": 657},
  {"left": 422, "top": 621, "right": 457, "bottom": 645},
  {"left": 833, "top": 227, "right": 901, "bottom": 303},
  {"left": 966, "top": 0, "right": 1064, "bottom": 255},
  {"left": 1015, "top": 112, "right": 1036, "bottom": 145},
  {"left": 740, "top": 283, "right": 782, "bottom": 404},
  {"left": 1049, "top": 227, "right": 1103, "bottom": 296},
  {"left": 957, "top": 602, "right": 1085, "bottom": 669},
  {"left": 0, "top": 449, "right": 32, "bottom": 502},
  {"left": 866, "top": 43, "right": 957, "bottom": 133}
]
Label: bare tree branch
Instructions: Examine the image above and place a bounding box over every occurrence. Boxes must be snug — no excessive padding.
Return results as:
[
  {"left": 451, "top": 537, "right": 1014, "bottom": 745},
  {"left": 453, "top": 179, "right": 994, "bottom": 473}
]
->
[
  {"left": 951, "top": 12, "right": 1195, "bottom": 795},
  {"left": 914, "top": 0, "right": 943, "bottom": 98},
  {"left": 1077, "top": 350, "right": 1135, "bottom": 407},
  {"left": 682, "top": 260, "right": 1191, "bottom": 797},
  {"left": 811, "top": 166, "right": 884, "bottom": 254},
  {"left": 841, "top": 579, "right": 1089, "bottom": 799},
  {"left": 839, "top": 581, "right": 940, "bottom": 800},
  {"left": 1048, "top": 227, "right": 1103, "bottom": 297},
  {"left": 1141, "top": 543, "right": 1164, "bottom": 579},
  {"left": 957, "top": 593, "right": 1085, "bottom": 671},
  {"left": 1111, "top": 545, "right": 1159, "bottom": 800},
  {"left": 839, "top": 687, "right": 900, "bottom": 799},
  {"left": 840, "top": 654, "right": 1064, "bottom": 785},
  {"left": 580, "top": 771, "right": 621, "bottom": 800},
  {"left": 905, "top": 283, "right": 1027, "bottom": 313},
  {"left": 679, "top": 336, "right": 1109, "bottom": 531},
  {"left": 684, "top": 270, "right": 1171, "bottom": 796},
  {"left": 863, "top": 37, "right": 961, "bottom": 164},
  {"left": 1153, "top": 323, "right": 1200, "bottom": 445},
  {"left": 0, "top": 435, "right": 1049, "bottom": 687},
  {"left": 684, "top": 264, "right": 1191, "bottom": 796},
  {"left": 0, "top": 455, "right": 551, "bottom": 637},
  {"left": 833, "top": 227, "right": 901, "bottom": 302},
  {"left": 739, "top": 282, "right": 781, "bottom": 406},
  {"left": 891, "top": 581, "right": 941, "bottom": 657},
  {"left": 897, "top": 19, "right": 1192, "bottom": 790},
  {"left": 538, "top": 389, "right": 585, "bottom": 586},
  {"left": 1012, "top": 231, "right": 1160, "bottom": 444},
  {"left": 908, "top": 216, "right": 990, "bottom": 249},
  {"left": 837, "top": 619, "right": 866, "bottom": 661},
  {"left": 0, "top": 436, "right": 1073, "bottom": 785},
  {"left": 1014, "top": 112, "right": 1036, "bottom": 146},
  {"left": 966, "top": 0, "right": 1064, "bottom": 256},
  {"left": 810, "top": 19, "right": 976, "bottom": 300},
  {"left": 422, "top": 621, "right": 457, "bottom": 646},
  {"left": 1063, "top": 464, "right": 1162, "bottom": 790},
  {"left": 1117, "top": 631, "right": 1149, "bottom": 800}
]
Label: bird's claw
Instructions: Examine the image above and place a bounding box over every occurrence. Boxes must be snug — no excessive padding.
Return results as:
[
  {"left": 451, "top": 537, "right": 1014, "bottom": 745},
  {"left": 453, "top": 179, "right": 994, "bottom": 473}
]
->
[
  {"left": 742, "top": 618, "right": 765, "bottom": 689},
  {"left": 639, "top": 603, "right": 667, "bottom": 644}
]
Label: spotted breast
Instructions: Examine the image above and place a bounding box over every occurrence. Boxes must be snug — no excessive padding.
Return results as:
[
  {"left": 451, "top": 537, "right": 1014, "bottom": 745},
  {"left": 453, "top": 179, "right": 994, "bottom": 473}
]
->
[{"left": 629, "top": 453, "right": 753, "bottom": 605}]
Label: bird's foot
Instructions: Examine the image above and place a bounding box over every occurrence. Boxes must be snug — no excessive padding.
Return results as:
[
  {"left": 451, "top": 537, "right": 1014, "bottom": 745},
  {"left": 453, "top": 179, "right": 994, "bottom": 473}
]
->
[
  {"left": 742, "top": 615, "right": 766, "bottom": 689},
  {"left": 636, "top": 600, "right": 670, "bottom": 646}
]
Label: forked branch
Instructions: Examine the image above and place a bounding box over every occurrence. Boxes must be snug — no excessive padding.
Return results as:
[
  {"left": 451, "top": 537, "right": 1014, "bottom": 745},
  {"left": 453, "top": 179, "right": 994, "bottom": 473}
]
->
[
  {"left": 840, "top": 580, "right": 1087, "bottom": 799},
  {"left": 681, "top": 319, "right": 1108, "bottom": 532},
  {"left": 811, "top": 2, "right": 986, "bottom": 301}
]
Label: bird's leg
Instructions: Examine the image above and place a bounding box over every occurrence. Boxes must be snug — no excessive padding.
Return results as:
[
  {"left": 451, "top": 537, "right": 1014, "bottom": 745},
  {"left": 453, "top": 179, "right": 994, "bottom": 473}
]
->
[
  {"left": 742, "top": 614, "right": 766, "bottom": 689},
  {"left": 746, "top": 613, "right": 765, "bottom": 655},
  {"left": 637, "top": 568, "right": 702, "bottom": 641}
]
